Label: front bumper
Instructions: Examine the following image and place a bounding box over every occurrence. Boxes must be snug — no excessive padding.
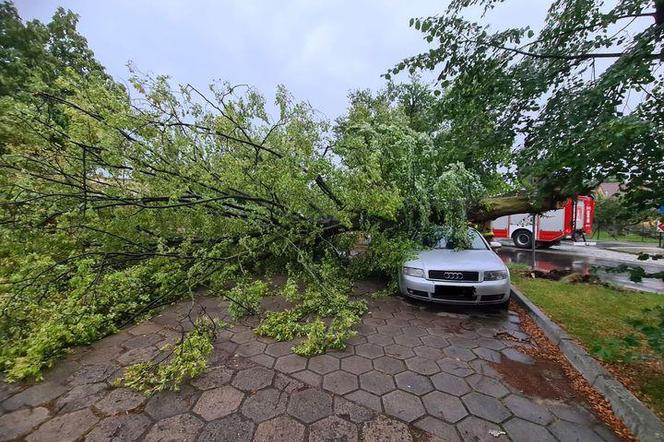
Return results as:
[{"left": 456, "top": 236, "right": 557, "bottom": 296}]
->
[{"left": 398, "top": 274, "right": 510, "bottom": 305}]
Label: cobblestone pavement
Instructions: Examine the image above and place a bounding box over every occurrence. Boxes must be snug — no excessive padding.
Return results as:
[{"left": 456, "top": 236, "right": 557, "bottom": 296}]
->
[{"left": 0, "top": 289, "right": 621, "bottom": 442}]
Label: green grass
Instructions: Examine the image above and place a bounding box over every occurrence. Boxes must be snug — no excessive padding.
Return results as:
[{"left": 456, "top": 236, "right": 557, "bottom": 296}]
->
[
  {"left": 510, "top": 269, "right": 664, "bottom": 417},
  {"left": 592, "top": 232, "right": 659, "bottom": 244},
  {"left": 511, "top": 272, "right": 664, "bottom": 344}
]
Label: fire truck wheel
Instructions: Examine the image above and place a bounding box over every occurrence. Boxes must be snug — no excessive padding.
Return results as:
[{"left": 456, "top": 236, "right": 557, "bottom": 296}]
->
[{"left": 512, "top": 230, "right": 533, "bottom": 249}]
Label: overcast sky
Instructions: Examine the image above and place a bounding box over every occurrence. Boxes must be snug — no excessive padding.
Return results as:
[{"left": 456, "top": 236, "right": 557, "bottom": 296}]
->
[{"left": 16, "top": 1, "right": 548, "bottom": 119}]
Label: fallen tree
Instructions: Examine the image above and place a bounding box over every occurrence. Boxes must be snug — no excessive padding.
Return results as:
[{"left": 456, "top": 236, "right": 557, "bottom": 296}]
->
[{"left": 1, "top": 0, "right": 662, "bottom": 383}]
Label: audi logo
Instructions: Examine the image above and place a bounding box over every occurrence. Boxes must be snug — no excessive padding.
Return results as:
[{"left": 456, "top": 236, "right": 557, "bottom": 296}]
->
[{"left": 442, "top": 272, "right": 464, "bottom": 280}]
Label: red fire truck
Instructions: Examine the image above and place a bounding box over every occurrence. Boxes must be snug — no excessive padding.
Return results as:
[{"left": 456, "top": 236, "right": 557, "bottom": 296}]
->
[{"left": 491, "top": 196, "right": 595, "bottom": 249}]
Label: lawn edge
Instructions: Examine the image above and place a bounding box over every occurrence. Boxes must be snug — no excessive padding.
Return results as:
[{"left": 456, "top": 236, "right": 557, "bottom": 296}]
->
[{"left": 510, "top": 284, "right": 664, "bottom": 442}]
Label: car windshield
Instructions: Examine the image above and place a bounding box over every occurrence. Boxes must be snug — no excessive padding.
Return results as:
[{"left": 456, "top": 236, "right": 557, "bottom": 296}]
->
[{"left": 432, "top": 230, "right": 488, "bottom": 250}]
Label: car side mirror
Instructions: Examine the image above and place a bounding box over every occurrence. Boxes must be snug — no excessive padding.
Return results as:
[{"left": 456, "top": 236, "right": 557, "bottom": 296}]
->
[{"left": 490, "top": 241, "right": 502, "bottom": 249}]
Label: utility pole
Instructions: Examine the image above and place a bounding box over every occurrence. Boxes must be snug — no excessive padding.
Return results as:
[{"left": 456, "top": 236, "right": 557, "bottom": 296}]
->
[{"left": 531, "top": 213, "right": 537, "bottom": 270}]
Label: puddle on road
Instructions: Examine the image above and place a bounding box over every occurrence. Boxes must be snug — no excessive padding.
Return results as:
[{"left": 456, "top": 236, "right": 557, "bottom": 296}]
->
[{"left": 491, "top": 355, "right": 578, "bottom": 401}]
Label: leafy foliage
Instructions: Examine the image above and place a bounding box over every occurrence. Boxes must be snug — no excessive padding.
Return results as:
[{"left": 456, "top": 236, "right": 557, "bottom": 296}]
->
[
  {"left": 120, "top": 318, "right": 217, "bottom": 395},
  {"left": 1, "top": 0, "right": 662, "bottom": 383},
  {"left": 390, "top": 0, "right": 664, "bottom": 211}
]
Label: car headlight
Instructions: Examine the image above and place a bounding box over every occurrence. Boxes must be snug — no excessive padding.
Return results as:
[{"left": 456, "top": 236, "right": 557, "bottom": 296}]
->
[
  {"left": 402, "top": 267, "right": 424, "bottom": 278},
  {"left": 484, "top": 270, "right": 508, "bottom": 281}
]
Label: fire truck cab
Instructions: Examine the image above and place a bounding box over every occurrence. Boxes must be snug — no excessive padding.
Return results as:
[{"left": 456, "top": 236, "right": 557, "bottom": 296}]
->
[{"left": 491, "top": 196, "right": 595, "bottom": 249}]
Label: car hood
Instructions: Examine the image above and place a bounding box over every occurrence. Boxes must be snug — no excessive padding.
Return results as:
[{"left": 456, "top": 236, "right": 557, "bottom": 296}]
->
[{"left": 404, "top": 249, "right": 507, "bottom": 272}]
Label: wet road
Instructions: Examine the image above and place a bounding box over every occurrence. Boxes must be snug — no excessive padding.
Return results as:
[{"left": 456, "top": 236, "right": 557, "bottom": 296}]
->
[{"left": 497, "top": 244, "right": 664, "bottom": 294}]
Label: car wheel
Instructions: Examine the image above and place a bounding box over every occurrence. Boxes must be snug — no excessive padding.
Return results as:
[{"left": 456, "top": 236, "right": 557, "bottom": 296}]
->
[{"left": 511, "top": 230, "right": 533, "bottom": 249}]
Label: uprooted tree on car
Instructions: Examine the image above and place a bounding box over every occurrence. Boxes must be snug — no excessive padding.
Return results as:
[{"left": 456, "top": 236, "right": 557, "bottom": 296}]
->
[{"left": 0, "top": 0, "right": 662, "bottom": 385}]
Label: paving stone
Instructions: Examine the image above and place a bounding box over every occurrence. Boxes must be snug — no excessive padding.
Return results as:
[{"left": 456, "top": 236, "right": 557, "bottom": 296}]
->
[
  {"left": 143, "top": 413, "right": 203, "bottom": 442},
  {"left": 422, "top": 391, "right": 468, "bottom": 423},
  {"left": 376, "top": 325, "right": 403, "bottom": 336},
  {"left": 348, "top": 335, "right": 368, "bottom": 345},
  {"left": 466, "top": 374, "right": 509, "bottom": 398},
  {"left": 420, "top": 335, "right": 449, "bottom": 349},
  {"left": 190, "top": 366, "right": 234, "bottom": 390},
  {"left": 473, "top": 347, "right": 502, "bottom": 363},
  {"left": 382, "top": 390, "right": 426, "bottom": 422},
  {"left": 2, "top": 381, "right": 67, "bottom": 410},
  {"left": 414, "top": 416, "right": 461, "bottom": 442},
  {"left": 253, "top": 415, "right": 305, "bottom": 442},
  {"left": 308, "top": 354, "right": 340, "bottom": 374},
  {"left": 241, "top": 388, "right": 288, "bottom": 422},
  {"left": 341, "top": 356, "right": 373, "bottom": 375},
  {"left": 384, "top": 344, "right": 415, "bottom": 360},
  {"left": 504, "top": 417, "right": 556, "bottom": 442},
  {"left": 402, "top": 326, "right": 429, "bottom": 337},
  {"left": 67, "top": 364, "right": 117, "bottom": 386},
  {"left": 477, "top": 337, "right": 507, "bottom": 351},
  {"left": 236, "top": 341, "right": 267, "bottom": 357},
  {"left": 345, "top": 389, "right": 383, "bottom": 412},
  {"left": 265, "top": 341, "right": 293, "bottom": 358},
  {"left": 549, "top": 403, "right": 597, "bottom": 424},
  {"left": 362, "top": 415, "right": 413, "bottom": 442},
  {"left": 549, "top": 419, "right": 605, "bottom": 442},
  {"left": 324, "top": 370, "right": 359, "bottom": 395},
  {"left": 291, "top": 369, "right": 322, "bottom": 387},
  {"left": 85, "top": 414, "right": 152, "bottom": 442},
  {"left": 503, "top": 394, "right": 554, "bottom": 425},
  {"left": 94, "top": 388, "right": 146, "bottom": 415},
  {"left": 309, "top": 415, "right": 358, "bottom": 442},
  {"left": 437, "top": 358, "right": 474, "bottom": 377},
  {"left": 230, "top": 330, "right": 255, "bottom": 344},
  {"left": 26, "top": 408, "right": 99, "bottom": 442},
  {"left": 334, "top": 396, "right": 376, "bottom": 423},
  {"left": 117, "top": 346, "right": 159, "bottom": 366},
  {"left": 355, "top": 343, "right": 385, "bottom": 359},
  {"left": 250, "top": 353, "right": 275, "bottom": 368},
  {"left": 286, "top": 387, "right": 333, "bottom": 423},
  {"left": 128, "top": 320, "right": 163, "bottom": 336},
  {"left": 122, "top": 333, "right": 162, "bottom": 350},
  {"left": 193, "top": 385, "right": 244, "bottom": 421},
  {"left": 367, "top": 333, "right": 395, "bottom": 346},
  {"left": 413, "top": 346, "right": 444, "bottom": 360},
  {"left": 443, "top": 346, "right": 476, "bottom": 362},
  {"left": 78, "top": 345, "right": 125, "bottom": 365},
  {"left": 198, "top": 413, "right": 255, "bottom": 442},
  {"left": 501, "top": 347, "right": 535, "bottom": 365},
  {"left": 394, "top": 334, "right": 423, "bottom": 346},
  {"left": 328, "top": 345, "right": 355, "bottom": 358},
  {"left": 0, "top": 407, "right": 50, "bottom": 442},
  {"left": 232, "top": 366, "right": 274, "bottom": 391},
  {"left": 468, "top": 359, "right": 501, "bottom": 379},
  {"left": 430, "top": 372, "right": 471, "bottom": 397},
  {"left": 449, "top": 334, "right": 481, "bottom": 347},
  {"left": 274, "top": 373, "right": 305, "bottom": 393},
  {"left": 274, "top": 354, "right": 307, "bottom": 373},
  {"left": 456, "top": 416, "right": 509, "bottom": 442},
  {"left": 592, "top": 423, "right": 622, "bottom": 442},
  {"left": 359, "top": 370, "right": 396, "bottom": 395},
  {"left": 462, "top": 392, "right": 511, "bottom": 423},
  {"left": 144, "top": 384, "right": 200, "bottom": 420},
  {"left": 373, "top": 356, "right": 406, "bottom": 375},
  {"left": 405, "top": 357, "right": 440, "bottom": 375},
  {"left": 54, "top": 382, "right": 108, "bottom": 413},
  {"left": 394, "top": 371, "right": 434, "bottom": 396}
]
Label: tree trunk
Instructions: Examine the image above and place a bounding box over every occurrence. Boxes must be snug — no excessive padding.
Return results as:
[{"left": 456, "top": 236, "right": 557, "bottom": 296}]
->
[{"left": 468, "top": 194, "right": 565, "bottom": 223}]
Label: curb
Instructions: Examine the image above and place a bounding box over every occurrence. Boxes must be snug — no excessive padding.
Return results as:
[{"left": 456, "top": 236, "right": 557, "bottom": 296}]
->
[{"left": 510, "top": 285, "right": 664, "bottom": 442}]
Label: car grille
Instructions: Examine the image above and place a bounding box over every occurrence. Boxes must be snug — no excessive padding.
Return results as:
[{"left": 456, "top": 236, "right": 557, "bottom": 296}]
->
[{"left": 428, "top": 270, "right": 479, "bottom": 282}]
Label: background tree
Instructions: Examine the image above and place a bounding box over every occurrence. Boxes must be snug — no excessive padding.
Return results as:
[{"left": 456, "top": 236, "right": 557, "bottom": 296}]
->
[{"left": 389, "top": 0, "right": 664, "bottom": 212}]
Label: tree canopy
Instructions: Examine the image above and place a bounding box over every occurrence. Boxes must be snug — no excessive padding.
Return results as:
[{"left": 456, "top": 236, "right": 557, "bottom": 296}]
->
[
  {"left": 0, "top": 0, "right": 662, "bottom": 382},
  {"left": 389, "top": 0, "right": 664, "bottom": 211}
]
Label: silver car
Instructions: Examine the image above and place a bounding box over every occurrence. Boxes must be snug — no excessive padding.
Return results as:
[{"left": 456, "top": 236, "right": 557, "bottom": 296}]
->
[{"left": 399, "top": 229, "right": 510, "bottom": 307}]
